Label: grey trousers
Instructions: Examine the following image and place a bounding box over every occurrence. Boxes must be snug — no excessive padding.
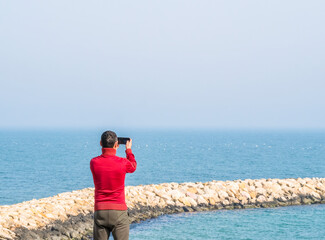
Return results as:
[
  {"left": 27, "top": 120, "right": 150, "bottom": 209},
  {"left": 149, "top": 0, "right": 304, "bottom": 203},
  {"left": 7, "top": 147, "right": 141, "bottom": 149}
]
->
[{"left": 93, "top": 209, "right": 130, "bottom": 240}]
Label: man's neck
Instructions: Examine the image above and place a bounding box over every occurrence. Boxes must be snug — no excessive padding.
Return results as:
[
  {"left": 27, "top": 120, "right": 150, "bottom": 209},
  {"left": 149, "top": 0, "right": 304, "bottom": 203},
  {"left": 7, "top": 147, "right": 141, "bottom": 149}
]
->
[{"left": 102, "top": 148, "right": 116, "bottom": 156}]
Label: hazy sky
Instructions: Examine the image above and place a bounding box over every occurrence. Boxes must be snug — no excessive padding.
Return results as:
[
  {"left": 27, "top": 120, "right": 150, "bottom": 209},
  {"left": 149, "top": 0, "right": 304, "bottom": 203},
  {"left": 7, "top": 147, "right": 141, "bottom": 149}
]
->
[{"left": 1, "top": 1, "right": 324, "bottom": 129}]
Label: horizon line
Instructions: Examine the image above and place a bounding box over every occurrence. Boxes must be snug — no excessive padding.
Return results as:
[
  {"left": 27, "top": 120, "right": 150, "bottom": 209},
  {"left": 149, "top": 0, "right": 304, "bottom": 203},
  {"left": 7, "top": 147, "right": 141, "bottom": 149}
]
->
[{"left": 1, "top": 126, "right": 325, "bottom": 132}]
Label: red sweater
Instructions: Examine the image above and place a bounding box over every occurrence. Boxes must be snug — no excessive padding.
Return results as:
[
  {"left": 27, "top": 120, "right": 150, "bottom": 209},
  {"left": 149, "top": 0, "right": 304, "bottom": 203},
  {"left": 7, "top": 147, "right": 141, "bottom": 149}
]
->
[{"left": 90, "top": 148, "right": 137, "bottom": 211}]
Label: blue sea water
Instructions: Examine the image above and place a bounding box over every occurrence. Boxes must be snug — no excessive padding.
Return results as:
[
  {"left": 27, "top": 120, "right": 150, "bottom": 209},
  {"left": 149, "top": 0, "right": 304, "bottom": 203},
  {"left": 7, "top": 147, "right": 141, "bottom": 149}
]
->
[
  {"left": 130, "top": 204, "right": 325, "bottom": 240},
  {"left": 0, "top": 129, "right": 325, "bottom": 239}
]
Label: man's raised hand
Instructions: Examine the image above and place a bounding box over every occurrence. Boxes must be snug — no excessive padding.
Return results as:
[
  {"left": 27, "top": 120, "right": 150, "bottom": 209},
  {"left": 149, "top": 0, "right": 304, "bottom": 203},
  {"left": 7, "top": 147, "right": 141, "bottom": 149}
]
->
[{"left": 126, "top": 138, "right": 132, "bottom": 150}]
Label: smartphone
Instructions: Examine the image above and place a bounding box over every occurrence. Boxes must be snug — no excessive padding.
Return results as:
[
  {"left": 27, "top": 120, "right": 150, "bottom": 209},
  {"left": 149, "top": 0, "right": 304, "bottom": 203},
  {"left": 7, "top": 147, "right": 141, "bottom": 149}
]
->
[{"left": 118, "top": 137, "right": 130, "bottom": 145}]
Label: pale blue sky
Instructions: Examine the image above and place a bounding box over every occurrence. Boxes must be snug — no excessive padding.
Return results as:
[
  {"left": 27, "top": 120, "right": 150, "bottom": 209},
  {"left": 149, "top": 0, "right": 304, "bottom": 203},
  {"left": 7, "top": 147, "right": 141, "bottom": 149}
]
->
[{"left": 1, "top": 1, "right": 324, "bottom": 129}]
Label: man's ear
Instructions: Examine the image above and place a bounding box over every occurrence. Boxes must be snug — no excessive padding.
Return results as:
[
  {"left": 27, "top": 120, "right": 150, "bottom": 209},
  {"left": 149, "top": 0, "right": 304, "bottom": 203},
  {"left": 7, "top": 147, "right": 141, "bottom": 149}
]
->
[{"left": 100, "top": 141, "right": 102, "bottom": 147}]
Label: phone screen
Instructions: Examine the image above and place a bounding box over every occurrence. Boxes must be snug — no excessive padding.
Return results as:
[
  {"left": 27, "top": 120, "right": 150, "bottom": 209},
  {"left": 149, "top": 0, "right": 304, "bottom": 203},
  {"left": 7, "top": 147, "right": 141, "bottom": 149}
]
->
[{"left": 118, "top": 137, "right": 130, "bottom": 145}]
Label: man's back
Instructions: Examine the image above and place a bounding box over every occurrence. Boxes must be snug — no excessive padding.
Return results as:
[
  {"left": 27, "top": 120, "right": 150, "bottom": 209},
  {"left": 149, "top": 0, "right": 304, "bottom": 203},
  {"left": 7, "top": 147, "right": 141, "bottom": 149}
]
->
[{"left": 90, "top": 148, "right": 136, "bottom": 211}]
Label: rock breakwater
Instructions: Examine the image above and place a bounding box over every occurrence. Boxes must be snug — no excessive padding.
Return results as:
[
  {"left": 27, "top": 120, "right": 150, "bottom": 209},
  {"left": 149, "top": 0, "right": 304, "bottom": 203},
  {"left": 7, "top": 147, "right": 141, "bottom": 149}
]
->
[{"left": 1, "top": 177, "right": 325, "bottom": 239}]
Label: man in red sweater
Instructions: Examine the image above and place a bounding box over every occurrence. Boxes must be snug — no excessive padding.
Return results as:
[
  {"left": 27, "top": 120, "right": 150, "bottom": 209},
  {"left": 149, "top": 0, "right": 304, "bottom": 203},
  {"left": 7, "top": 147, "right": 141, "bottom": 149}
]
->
[{"left": 90, "top": 130, "right": 137, "bottom": 240}]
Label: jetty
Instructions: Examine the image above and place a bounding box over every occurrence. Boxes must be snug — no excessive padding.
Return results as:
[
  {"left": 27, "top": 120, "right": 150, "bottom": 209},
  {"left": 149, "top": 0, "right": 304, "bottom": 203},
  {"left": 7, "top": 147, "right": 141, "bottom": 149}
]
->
[{"left": 1, "top": 177, "right": 324, "bottom": 240}]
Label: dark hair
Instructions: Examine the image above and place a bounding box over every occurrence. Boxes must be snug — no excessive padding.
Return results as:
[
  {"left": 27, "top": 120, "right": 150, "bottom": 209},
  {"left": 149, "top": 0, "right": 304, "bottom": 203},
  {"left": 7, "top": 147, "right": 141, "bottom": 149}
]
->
[{"left": 101, "top": 130, "right": 118, "bottom": 148}]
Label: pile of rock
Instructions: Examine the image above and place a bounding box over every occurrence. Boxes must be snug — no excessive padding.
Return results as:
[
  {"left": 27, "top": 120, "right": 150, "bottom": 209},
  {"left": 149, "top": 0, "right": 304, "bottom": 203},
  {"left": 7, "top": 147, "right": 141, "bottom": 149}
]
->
[{"left": 0, "top": 177, "right": 324, "bottom": 240}]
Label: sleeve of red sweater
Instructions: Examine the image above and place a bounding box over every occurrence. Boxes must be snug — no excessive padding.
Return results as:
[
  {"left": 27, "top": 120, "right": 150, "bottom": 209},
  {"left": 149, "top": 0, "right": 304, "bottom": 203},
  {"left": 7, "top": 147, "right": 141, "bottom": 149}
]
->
[{"left": 124, "top": 148, "right": 137, "bottom": 173}]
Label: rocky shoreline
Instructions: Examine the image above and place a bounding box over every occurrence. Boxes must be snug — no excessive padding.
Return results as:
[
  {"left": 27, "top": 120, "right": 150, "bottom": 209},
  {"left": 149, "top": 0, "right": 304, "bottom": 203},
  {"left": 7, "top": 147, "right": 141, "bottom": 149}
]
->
[{"left": 1, "top": 177, "right": 325, "bottom": 240}]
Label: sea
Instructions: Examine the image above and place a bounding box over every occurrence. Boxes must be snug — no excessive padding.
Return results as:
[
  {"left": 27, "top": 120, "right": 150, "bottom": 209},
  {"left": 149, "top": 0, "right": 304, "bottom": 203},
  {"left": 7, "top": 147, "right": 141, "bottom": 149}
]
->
[{"left": 0, "top": 129, "right": 324, "bottom": 239}]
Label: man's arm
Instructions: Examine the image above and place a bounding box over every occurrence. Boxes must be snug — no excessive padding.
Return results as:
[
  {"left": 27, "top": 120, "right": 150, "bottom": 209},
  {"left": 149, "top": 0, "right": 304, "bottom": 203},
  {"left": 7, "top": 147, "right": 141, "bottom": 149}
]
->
[
  {"left": 90, "top": 159, "right": 93, "bottom": 173},
  {"left": 124, "top": 139, "right": 137, "bottom": 173}
]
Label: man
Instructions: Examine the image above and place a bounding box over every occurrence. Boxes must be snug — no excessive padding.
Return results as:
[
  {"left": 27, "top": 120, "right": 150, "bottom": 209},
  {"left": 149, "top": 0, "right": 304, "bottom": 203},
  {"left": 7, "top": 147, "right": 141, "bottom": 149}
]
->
[{"left": 90, "top": 130, "right": 137, "bottom": 240}]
